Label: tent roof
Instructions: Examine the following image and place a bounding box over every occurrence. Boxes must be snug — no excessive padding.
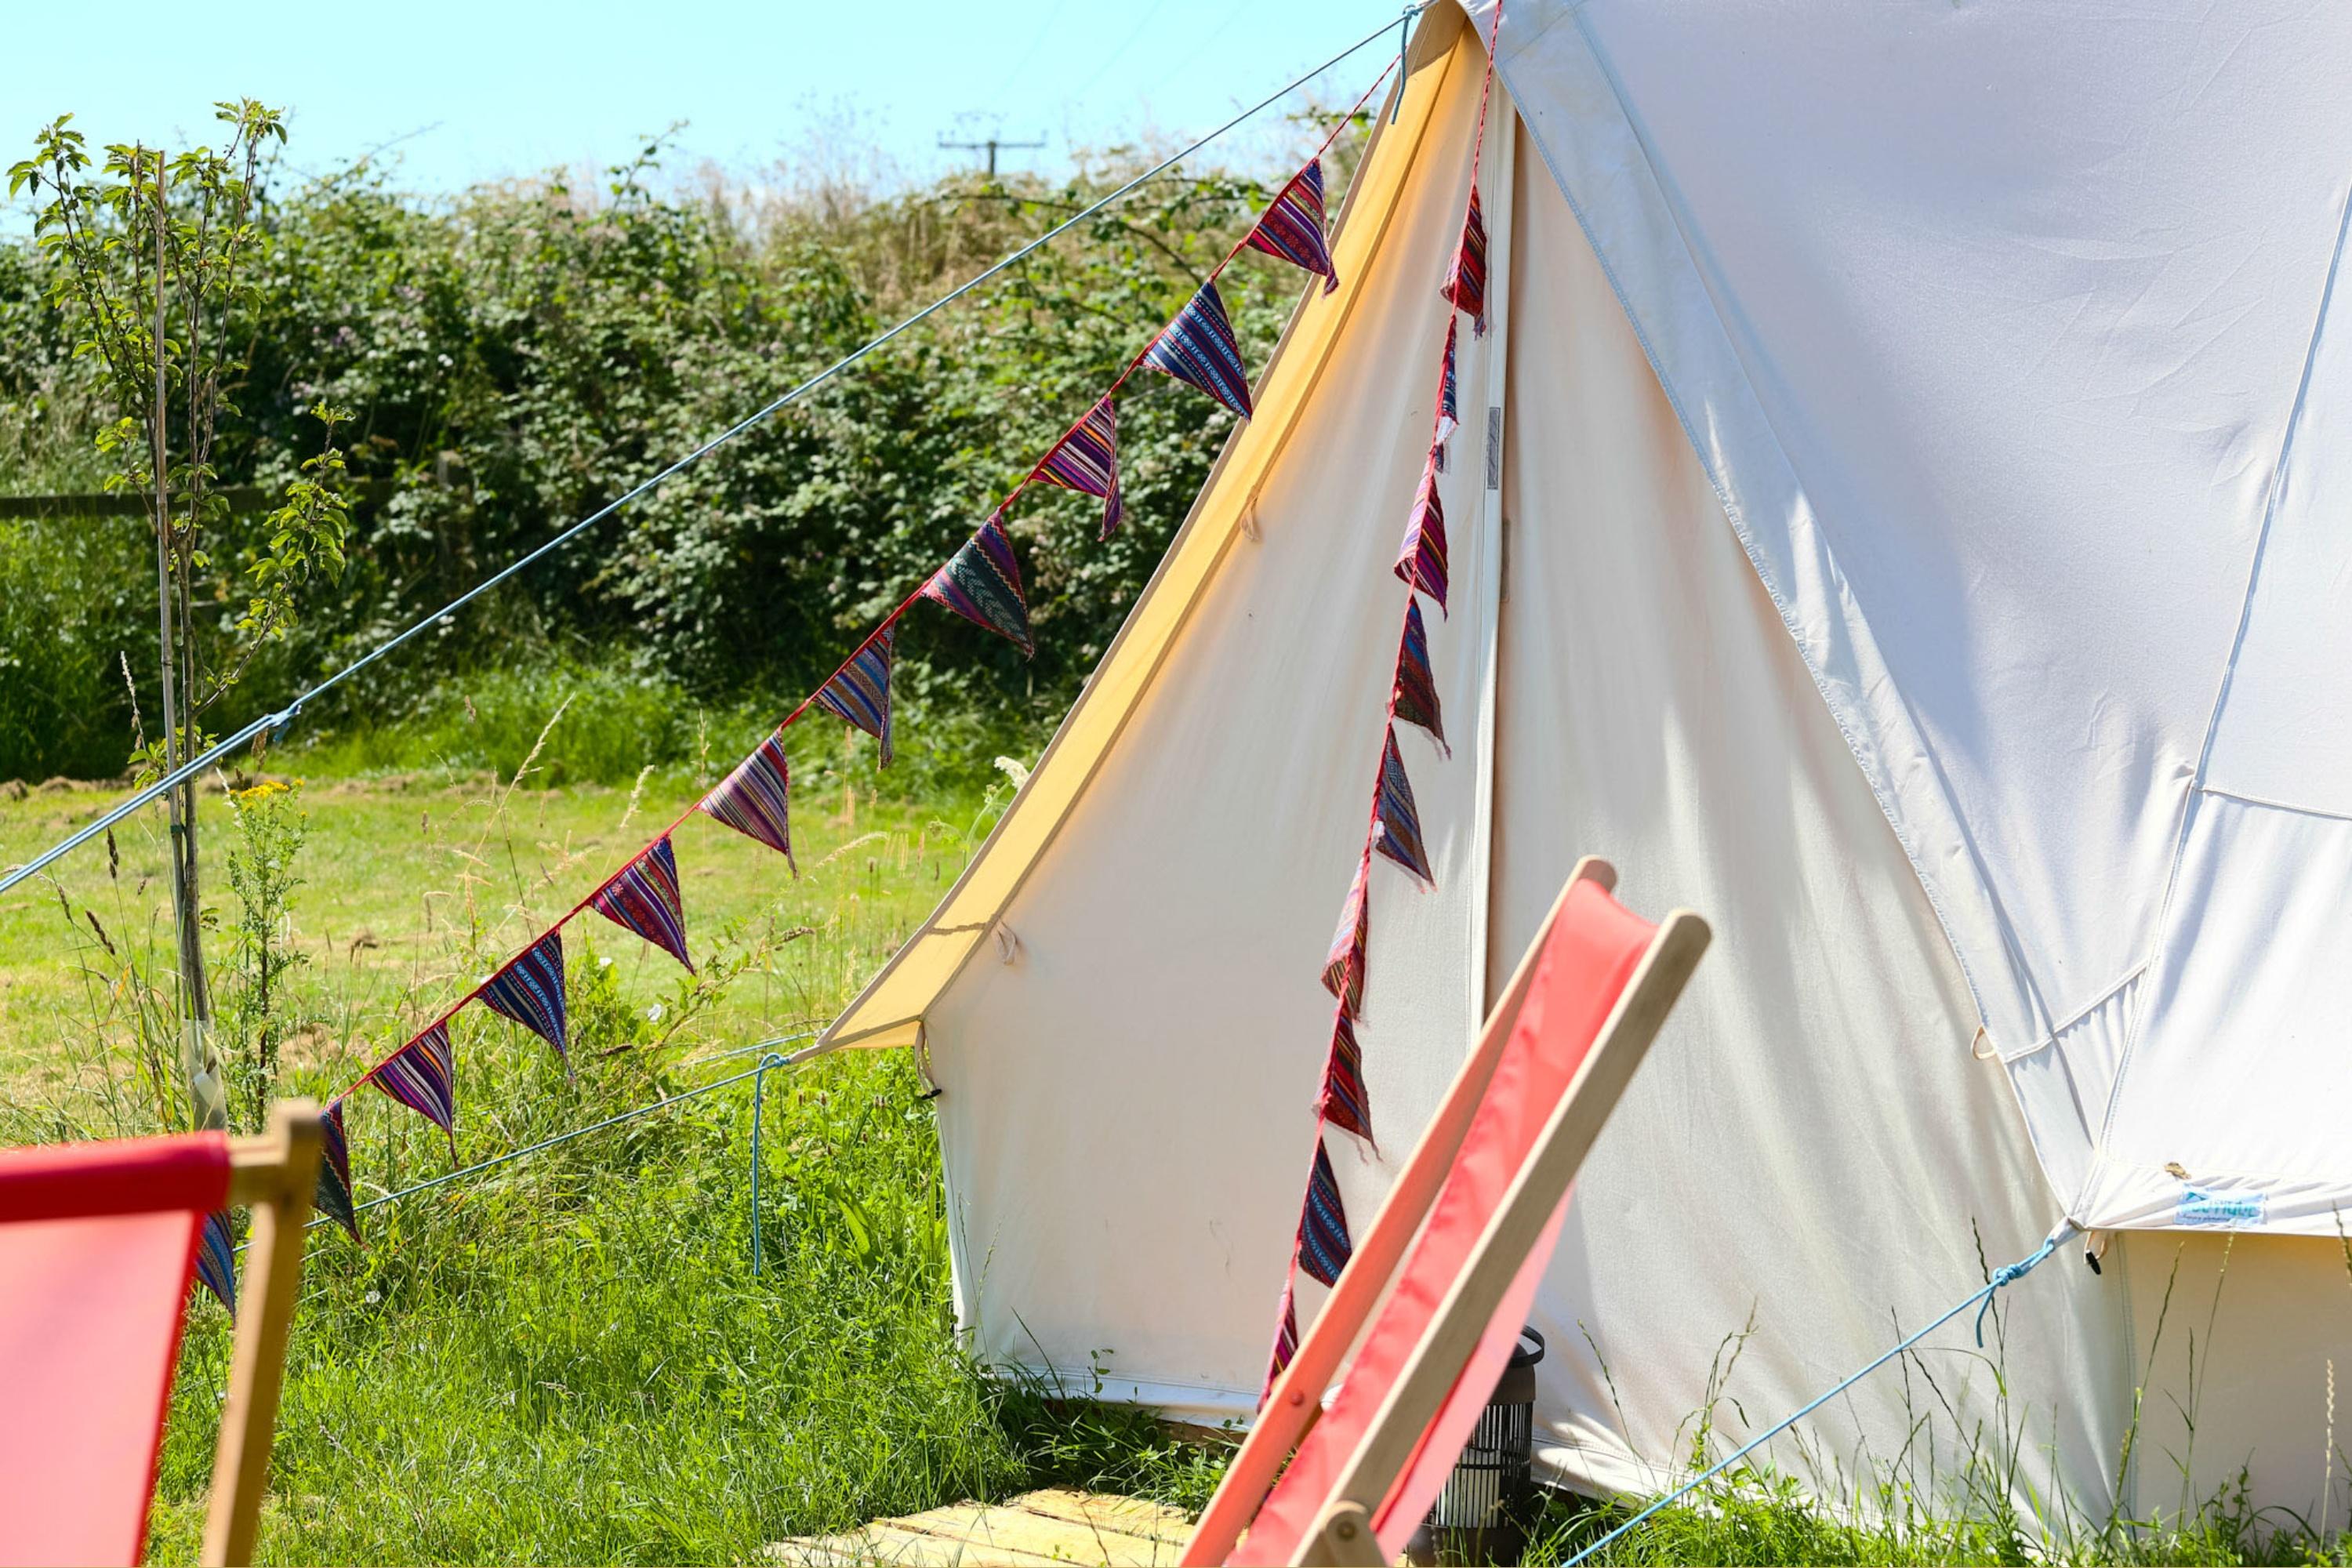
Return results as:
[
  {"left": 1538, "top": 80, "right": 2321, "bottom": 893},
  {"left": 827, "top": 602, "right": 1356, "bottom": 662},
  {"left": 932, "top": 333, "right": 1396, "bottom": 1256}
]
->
[
  {"left": 818, "top": 5, "right": 1483, "bottom": 1058},
  {"left": 833, "top": 0, "right": 2352, "bottom": 1235}
]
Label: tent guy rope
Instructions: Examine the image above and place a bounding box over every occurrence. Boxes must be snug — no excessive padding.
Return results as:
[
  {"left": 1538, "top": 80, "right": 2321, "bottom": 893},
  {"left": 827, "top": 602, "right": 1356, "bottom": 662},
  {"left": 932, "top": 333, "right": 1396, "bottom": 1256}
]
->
[
  {"left": 1562, "top": 1224, "right": 2076, "bottom": 1566},
  {"left": 0, "top": 5, "right": 1430, "bottom": 902},
  {"left": 234, "top": 1029, "right": 822, "bottom": 1254}
]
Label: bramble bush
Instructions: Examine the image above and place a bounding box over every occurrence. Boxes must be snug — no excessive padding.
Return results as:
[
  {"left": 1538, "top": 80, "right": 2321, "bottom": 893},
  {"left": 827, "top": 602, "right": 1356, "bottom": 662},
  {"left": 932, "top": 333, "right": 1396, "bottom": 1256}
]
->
[{"left": 0, "top": 123, "right": 1363, "bottom": 784}]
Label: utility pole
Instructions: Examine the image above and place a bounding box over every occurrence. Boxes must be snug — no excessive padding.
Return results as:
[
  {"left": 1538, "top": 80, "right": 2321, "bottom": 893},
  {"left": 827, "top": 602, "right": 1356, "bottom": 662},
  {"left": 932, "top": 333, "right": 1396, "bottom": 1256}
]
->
[{"left": 937, "top": 132, "right": 1046, "bottom": 178}]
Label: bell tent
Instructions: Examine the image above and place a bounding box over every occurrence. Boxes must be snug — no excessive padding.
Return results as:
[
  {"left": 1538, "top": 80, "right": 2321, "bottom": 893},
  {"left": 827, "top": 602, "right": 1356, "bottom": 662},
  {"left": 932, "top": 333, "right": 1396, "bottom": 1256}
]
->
[{"left": 817, "top": 0, "right": 2352, "bottom": 1525}]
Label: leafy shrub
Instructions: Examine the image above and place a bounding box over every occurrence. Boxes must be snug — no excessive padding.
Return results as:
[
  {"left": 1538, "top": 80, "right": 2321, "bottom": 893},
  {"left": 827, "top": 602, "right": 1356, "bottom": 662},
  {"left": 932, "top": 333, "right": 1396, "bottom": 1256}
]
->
[{"left": 0, "top": 127, "right": 1356, "bottom": 782}]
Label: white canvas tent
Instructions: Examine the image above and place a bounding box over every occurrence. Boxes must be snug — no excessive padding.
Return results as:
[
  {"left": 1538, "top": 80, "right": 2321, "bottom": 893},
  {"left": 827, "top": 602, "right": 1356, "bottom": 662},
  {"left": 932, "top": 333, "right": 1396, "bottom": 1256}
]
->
[{"left": 819, "top": 1, "right": 2352, "bottom": 1524}]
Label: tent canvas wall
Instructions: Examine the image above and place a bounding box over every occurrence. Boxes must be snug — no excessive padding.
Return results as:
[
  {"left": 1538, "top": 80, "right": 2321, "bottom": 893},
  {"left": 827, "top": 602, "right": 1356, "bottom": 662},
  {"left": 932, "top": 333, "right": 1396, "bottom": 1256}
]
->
[{"left": 820, "top": 1, "right": 2352, "bottom": 1524}]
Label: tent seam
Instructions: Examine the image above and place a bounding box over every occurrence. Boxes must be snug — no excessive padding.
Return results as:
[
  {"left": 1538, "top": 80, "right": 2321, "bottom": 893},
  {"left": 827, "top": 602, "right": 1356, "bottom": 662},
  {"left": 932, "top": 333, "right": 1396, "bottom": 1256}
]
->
[{"left": 2082, "top": 174, "right": 2352, "bottom": 1176}]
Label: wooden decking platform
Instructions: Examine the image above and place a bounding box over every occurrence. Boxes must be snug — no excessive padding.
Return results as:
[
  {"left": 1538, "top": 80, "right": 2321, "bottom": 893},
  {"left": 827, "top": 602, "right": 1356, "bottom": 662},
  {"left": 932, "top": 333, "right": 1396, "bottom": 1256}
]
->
[{"left": 769, "top": 1488, "right": 1194, "bottom": 1566}]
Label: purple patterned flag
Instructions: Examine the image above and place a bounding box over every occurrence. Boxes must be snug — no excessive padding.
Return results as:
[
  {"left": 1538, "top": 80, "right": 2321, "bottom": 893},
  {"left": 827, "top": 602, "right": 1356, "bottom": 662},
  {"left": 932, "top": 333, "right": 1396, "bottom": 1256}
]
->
[
  {"left": 1298, "top": 1137, "right": 1353, "bottom": 1287},
  {"left": 1321, "top": 850, "right": 1370, "bottom": 1020},
  {"left": 1263, "top": 1279, "right": 1301, "bottom": 1394},
  {"left": 372, "top": 1020, "right": 457, "bottom": 1159},
  {"left": 1142, "top": 281, "right": 1254, "bottom": 419},
  {"left": 481, "top": 929, "right": 568, "bottom": 1061},
  {"left": 1442, "top": 186, "right": 1490, "bottom": 336},
  {"left": 194, "top": 1208, "right": 236, "bottom": 1316},
  {"left": 1245, "top": 157, "right": 1338, "bottom": 296},
  {"left": 816, "top": 626, "right": 895, "bottom": 766},
  {"left": 1036, "top": 396, "right": 1124, "bottom": 539},
  {"left": 590, "top": 834, "right": 694, "bottom": 971},
  {"left": 1392, "top": 600, "right": 1447, "bottom": 757},
  {"left": 1393, "top": 454, "right": 1450, "bottom": 615},
  {"left": 1433, "top": 318, "right": 1460, "bottom": 472},
  {"left": 700, "top": 734, "right": 797, "bottom": 869},
  {"left": 922, "top": 511, "right": 1033, "bottom": 656},
  {"left": 1319, "top": 1007, "right": 1374, "bottom": 1147},
  {"left": 314, "top": 1098, "right": 359, "bottom": 1243},
  {"left": 1374, "top": 727, "right": 1435, "bottom": 887}
]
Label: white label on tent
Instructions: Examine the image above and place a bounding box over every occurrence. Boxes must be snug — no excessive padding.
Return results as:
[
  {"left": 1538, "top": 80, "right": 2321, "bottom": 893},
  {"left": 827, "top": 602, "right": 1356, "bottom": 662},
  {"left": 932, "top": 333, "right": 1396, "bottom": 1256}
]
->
[{"left": 2176, "top": 1188, "right": 2267, "bottom": 1228}]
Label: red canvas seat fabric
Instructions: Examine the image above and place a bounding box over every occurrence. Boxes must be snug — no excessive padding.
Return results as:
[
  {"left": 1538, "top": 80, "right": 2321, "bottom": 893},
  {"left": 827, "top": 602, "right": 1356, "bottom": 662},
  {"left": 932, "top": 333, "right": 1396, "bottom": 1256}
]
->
[
  {"left": 1238, "top": 879, "right": 1657, "bottom": 1563},
  {"left": 0, "top": 1131, "right": 230, "bottom": 1568}
]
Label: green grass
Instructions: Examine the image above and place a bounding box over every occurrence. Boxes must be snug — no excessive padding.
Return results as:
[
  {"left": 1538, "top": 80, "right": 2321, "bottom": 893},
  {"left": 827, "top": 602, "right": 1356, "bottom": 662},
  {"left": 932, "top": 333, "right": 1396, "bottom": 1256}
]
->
[{"left": 0, "top": 701, "right": 2340, "bottom": 1563}]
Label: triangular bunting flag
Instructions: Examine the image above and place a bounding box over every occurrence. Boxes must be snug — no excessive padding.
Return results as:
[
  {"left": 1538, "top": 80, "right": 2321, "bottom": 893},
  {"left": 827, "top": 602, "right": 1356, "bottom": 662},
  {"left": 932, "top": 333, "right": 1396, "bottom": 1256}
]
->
[
  {"left": 194, "top": 1208, "right": 236, "bottom": 1316},
  {"left": 1142, "top": 281, "right": 1253, "bottom": 419},
  {"left": 921, "top": 511, "right": 1033, "bottom": 656},
  {"left": 1319, "top": 1007, "right": 1374, "bottom": 1147},
  {"left": 1393, "top": 453, "right": 1450, "bottom": 615},
  {"left": 481, "top": 929, "right": 568, "bottom": 1061},
  {"left": 1264, "top": 1279, "right": 1301, "bottom": 1394},
  {"left": 1441, "top": 186, "right": 1490, "bottom": 336},
  {"left": 314, "top": 1098, "right": 359, "bottom": 1243},
  {"left": 1244, "top": 158, "right": 1338, "bottom": 296},
  {"left": 372, "top": 1020, "right": 457, "bottom": 1159},
  {"left": 1321, "top": 850, "right": 1370, "bottom": 1020},
  {"left": 1298, "top": 1137, "right": 1352, "bottom": 1287},
  {"left": 1374, "top": 727, "right": 1435, "bottom": 887},
  {"left": 1433, "top": 318, "right": 1460, "bottom": 473},
  {"left": 1392, "top": 600, "right": 1448, "bottom": 757},
  {"left": 815, "top": 626, "right": 895, "bottom": 766},
  {"left": 700, "top": 732, "right": 797, "bottom": 869},
  {"left": 590, "top": 834, "right": 694, "bottom": 971},
  {"left": 1036, "top": 396, "right": 1124, "bottom": 539}
]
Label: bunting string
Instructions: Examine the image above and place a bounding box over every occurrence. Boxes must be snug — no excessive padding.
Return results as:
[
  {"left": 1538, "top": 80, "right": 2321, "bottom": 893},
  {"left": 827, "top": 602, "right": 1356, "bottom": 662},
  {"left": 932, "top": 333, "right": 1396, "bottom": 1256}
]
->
[
  {"left": 1261, "top": 0, "right": 1504, "bottom": 1388},
  {"left": 201, "top": 56, "right": 1401, "bottom": 1306}
]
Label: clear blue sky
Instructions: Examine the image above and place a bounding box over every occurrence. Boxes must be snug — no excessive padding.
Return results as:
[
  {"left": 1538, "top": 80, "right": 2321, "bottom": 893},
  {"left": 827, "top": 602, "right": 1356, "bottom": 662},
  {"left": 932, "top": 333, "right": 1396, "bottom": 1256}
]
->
[{"left": 2, "top": 0, "right": 1403, "bottom": 218}]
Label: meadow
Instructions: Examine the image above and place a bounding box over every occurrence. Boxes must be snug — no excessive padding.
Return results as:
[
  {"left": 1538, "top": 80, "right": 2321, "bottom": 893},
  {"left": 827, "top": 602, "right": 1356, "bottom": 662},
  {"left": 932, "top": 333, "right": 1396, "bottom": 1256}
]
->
[{"left": 2, "top": 699, "right": 2339, "bottom": 1564}]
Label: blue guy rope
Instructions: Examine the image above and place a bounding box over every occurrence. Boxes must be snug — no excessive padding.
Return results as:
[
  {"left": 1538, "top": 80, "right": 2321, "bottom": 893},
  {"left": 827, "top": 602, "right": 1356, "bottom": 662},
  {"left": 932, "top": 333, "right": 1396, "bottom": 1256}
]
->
[
  {"left": 228, "top": 1029, "right": 826, "bottom": 1250},
  {"left": 0, "top": 10, "right": 1417, "bottom": 902},
  {"left": 1392, "top": 5, "right": 1416, "bottom": 123},
  {"left": 748, "top": 1050, "right": 786, "bottom": 1276},
  {"left": 1563, "top": 1223, "right": 2077, "bottom": 1566}
]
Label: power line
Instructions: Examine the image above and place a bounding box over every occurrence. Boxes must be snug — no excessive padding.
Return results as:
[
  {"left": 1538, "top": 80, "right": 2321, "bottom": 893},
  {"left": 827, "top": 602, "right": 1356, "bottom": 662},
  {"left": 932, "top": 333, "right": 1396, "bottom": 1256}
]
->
[{"left": 0, "top": 8, "right": 1420, "bottom": 901}]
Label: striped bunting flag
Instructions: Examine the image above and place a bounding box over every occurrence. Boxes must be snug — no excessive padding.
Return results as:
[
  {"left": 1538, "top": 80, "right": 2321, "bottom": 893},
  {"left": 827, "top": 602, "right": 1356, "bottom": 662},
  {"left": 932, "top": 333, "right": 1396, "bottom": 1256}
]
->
[
  {"left": 1036, "top": 396, "right": 1123, "bottom": 539},
  {"left": 314, "top": 1099, "right": 359, "bottom": 1243},
  {"left": 590, "top": 834, "right": 694, "bottom": 971},
  {"left": 1264, "top": 1279, "right": 1301, "bottom": 1392},
  {"left": 1321, "top": 849, "right": 1370, "bottom": 1020},
  {"left": 1393, "top": 453, "right": 1450, "bottom": 615},
  {"left": 1244, "top": 157, "right": 1338, "bottom": 296},
  {"left": 372, "top": 1020, "right": 457, "bottom": 1159},
  {"left": 921, "top": 511, "right": 1033, "bottom": 656},
  {"left": 816, "top": 626, "right": 895, "bottom": 766},
  {"left": 1319, "top": 1007, "right": 1373, "bottom": 1147},
  {"left": 1392, "top": 599, "right": 1447, "bottom": 757},
  {"left": 1441, "top": 185, "right": 1490, "bottom": 336},
  {"left": 1142, "top": 281, "right": 1253, "bottom": 419},
  {"left": 194, "top": 1208, "right": 236, "bottom": 1316},
  {"left": 1433, "top": 318, "right": 1460, "bottom": 472},
  {"left": 481, "top": 929, "right": 568, "bottom": 1061},
  {"left": 700, "top": 732, "right": 797, "bottom": 869},
  {"left": 1298, "top": 1137, "right": 1352, "bottom": 1287},
  {"left": 1374, "top": 727, "right": 1435, "bottom": 887}
]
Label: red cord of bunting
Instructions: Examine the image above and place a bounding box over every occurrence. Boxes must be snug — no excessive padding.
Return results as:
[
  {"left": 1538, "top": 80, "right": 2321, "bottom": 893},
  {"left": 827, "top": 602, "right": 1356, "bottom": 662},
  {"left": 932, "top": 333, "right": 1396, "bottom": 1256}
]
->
[
  {"left": 1258, "top": 1, "right": 1501, "bottom": 1392},
  {"left": 190, "top": 60, "right": 1398, "bottom": 1318}
]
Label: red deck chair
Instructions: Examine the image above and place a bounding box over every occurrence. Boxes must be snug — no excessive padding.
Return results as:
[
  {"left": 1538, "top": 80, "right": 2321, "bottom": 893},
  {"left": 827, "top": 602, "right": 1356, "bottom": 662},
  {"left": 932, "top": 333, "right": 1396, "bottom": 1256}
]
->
[
  {"left": 0, "top": 1101, "right": 324, "bottom": 1568},
  {"left": 1184, "top": 859, "right": 1708, "bottom": 1566}
]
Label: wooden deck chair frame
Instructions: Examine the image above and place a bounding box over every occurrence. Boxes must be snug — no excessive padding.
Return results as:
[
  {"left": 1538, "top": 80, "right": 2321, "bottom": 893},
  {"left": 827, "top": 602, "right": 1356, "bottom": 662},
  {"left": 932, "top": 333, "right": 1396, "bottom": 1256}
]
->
[
  {"left": 206, "top": 1099, "right": 325, "bottom": 1567},
  {"left": 1182, "top": 859, "right": 1710, "bottom": 1566}
]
